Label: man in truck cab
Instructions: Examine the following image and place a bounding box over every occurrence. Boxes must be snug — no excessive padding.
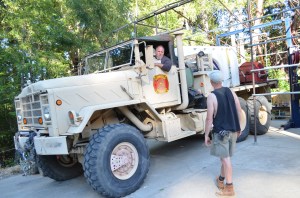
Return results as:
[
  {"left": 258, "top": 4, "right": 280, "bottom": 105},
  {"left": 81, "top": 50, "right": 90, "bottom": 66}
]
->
[
  {"left": 204, "top": 70, "right": 242, "bottom": 197},
  {"left": 153, "top": 45, "right": 172, "bottom": 72}
]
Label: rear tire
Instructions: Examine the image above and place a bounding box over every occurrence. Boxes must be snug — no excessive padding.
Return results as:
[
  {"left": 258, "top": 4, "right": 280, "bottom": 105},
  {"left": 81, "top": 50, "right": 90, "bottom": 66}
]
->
[
  {"left": 37, "top": 154, "right": 83, "bottom": 181},
  {"left": 247, "top": 96, "right": 271, "bottom": 135},
  {"left": 84, "top": 124, "right": 150, "bottom": 198},
  {"left": 236, "top": 97, "right": 250, "bottom": 143}
]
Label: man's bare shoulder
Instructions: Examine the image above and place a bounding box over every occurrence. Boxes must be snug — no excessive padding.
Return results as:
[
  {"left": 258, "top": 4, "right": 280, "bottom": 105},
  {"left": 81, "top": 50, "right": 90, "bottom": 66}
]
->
[
  {"left": 207, "top": 92, "right": 216, "bottom": 100},
  {"left": 229, "top": 89, "right": 239, "bottom": 99}
]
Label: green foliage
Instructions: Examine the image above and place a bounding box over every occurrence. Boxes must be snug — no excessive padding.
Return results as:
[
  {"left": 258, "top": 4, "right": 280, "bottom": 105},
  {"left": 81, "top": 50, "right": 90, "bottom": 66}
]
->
[
  {"left": 66, "top": 0, "right": 131, "bottom": 49},
  {"left": 0, "top": 131, "right": 15, "bottom": 167},
  {"left": 269, "top": 69, "right": 290, "bottom": 92},
  {"left": 0, "top": 0, "right": 132, "bottom": 166}
]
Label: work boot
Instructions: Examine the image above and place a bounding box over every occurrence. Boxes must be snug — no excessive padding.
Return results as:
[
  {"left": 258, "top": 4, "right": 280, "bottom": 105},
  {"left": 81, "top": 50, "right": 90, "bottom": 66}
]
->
[
  {"left": 216, "top": 184, "right": 235, "bottom": 197},
  {"left": 216, "top": 176, "right": 224, "bottom": 190}
]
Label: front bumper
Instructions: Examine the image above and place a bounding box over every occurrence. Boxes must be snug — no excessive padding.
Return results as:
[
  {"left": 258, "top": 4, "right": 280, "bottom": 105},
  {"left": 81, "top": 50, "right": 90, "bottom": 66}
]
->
[{"left": 14, "top": 132, "right": 69, "bottom": 155}]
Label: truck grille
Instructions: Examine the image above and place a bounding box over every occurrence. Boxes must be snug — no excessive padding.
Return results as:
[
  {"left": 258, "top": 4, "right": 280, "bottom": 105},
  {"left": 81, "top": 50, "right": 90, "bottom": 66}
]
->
[{"left": 16, "top": 94, "right": 49, "bottom": 125}]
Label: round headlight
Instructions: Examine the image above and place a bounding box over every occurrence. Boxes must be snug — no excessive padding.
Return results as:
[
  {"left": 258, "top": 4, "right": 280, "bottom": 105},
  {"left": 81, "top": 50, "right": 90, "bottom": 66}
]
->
[{"left": 43, "top": 107, "right": 51, "bottom": 121}]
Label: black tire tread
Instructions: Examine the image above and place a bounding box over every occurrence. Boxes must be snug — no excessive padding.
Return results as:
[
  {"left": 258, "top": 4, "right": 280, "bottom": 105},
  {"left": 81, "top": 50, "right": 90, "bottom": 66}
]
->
[
  {"left": 37, "top": 155, "right": 83, "bottom": 181},
  {"left": 248, "top": 96, "right": 271, "bottom": 135},
  {"left": 236, "top": 97, "right": 250, "bottom": 142},
  {"left": 83, "top": 124, "right": 150, "bottom": 198}
]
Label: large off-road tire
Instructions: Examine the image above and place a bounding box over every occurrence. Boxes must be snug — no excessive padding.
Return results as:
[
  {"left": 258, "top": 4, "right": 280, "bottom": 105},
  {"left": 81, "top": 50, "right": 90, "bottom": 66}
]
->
[
  {"left": 247, "top": 96, "right": 271, "bottom": 135},
  {"left": 84, "top": 124, "right": 150, "bottom": 198},
  {"left": 37, "top": 154, "right": 83, "bottom": 181},
  {"left": 236, "top": 97, "right": 250, "bottom": 143}
]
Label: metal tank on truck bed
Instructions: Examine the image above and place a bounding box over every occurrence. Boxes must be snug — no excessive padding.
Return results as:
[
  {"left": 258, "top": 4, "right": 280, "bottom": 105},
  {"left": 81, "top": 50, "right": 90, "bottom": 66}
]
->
[{"left": 13, "top": 32, "right": 276, "bottom": 197}]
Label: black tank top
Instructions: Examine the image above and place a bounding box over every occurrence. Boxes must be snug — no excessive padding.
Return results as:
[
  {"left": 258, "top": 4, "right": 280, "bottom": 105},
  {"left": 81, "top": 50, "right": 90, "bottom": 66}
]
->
[{"left": 212, "top": 87, "right": 240, "bottom": 133}]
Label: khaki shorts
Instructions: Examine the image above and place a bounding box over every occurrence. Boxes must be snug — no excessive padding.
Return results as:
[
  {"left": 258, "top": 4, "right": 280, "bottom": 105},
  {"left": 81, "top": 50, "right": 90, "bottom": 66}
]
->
[{"left": 210, "top": 132, "right": 237, "bottom": 158}]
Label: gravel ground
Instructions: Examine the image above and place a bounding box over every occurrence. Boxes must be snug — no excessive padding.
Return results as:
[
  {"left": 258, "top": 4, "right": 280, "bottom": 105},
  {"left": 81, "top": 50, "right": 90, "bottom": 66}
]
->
[{"left": 0, "top": 165, "right": 22, "bottom": 180}]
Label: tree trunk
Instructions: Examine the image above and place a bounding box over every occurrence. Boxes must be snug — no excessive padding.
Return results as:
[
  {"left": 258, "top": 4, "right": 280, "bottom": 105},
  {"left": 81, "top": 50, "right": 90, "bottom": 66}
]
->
[{"left": 69, "top": 49, "right": 80, "bottom": 75}]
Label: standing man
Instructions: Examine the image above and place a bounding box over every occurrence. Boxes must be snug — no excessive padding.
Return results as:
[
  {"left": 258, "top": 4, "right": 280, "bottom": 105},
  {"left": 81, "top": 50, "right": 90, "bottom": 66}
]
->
[
  {"left": 153, "top": 45, "right": 172, "bottom": 72},
  {"left": 204, "top": 70, "right": 242, "bottom": 197}
]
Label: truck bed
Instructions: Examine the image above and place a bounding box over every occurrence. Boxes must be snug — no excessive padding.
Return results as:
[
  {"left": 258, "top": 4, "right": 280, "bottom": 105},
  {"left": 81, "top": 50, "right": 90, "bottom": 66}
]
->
[{"left": 231, "top": 79, "right": 278, "bottom": 92}]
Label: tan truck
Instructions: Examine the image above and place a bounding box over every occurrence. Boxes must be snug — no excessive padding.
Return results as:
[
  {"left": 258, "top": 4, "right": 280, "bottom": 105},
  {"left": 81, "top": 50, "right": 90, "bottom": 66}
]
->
[{"left": 14, "top": 33, "right": 276, "bottom": 197}]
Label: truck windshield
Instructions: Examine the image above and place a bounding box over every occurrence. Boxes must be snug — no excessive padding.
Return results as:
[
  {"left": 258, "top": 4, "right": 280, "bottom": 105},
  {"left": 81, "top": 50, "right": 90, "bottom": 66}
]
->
[
  {"left": 108, "top": 43, "right": 133, "bottom": 68},
  {"left": 86, "top": 53, "right": 106, "bottom": 73},
  {"left": 84, "top": 42, "right": 133, "bottom": 74}
]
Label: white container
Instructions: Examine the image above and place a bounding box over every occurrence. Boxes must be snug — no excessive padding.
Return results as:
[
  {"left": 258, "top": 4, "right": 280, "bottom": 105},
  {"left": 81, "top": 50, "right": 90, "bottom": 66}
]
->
[{"left": 176, "top": 46, "right": 240, "bottom": 88}]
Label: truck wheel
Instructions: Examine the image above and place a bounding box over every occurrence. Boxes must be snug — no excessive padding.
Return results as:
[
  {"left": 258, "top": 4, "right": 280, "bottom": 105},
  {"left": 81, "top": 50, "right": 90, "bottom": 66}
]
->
[
  {"left": 247, "top": 96, "right": 271, "bottom": 135},
  {"left": 236, "top": 97, "right": 250, "bottom": 143},
  {"left": 84, "top": 124, "right": 150, "bottom": 198},
  {"left": 37, "top": 154, "right": 83, "bottom": 181}
]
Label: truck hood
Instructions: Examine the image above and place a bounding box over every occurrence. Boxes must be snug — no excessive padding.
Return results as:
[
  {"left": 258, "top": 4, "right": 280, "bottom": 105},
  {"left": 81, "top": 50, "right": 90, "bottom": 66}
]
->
[{"left": 17, "top": 70, "right": 138, "bottom": 97}]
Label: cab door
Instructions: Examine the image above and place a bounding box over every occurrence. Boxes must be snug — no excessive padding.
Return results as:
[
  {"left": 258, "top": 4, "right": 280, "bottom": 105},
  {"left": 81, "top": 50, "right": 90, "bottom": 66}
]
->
[{"left": 140, "top": 45, "right": 181, "bottom": 108}]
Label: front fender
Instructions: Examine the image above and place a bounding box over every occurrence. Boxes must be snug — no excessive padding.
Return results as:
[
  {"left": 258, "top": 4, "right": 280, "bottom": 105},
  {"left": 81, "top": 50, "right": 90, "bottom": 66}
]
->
[{"left": 66, "top": 99, "right": 143, "bottom": 134}]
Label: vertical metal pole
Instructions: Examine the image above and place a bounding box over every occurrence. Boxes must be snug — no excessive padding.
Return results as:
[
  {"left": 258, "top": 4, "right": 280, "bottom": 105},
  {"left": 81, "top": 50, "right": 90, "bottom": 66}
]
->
[
  {"left": 248, "top": 0, "right": 257, "bottom": 143},
  {"left": 134, "top": 23, "right": 137, "bottom": 38},
  {"left": 285, "top": 17, "right": 294, "bottom": 124},
  {"left": 134, "top": 0, "right": 138, "bottom": 38},
  {"left": 239, "top": 11, "right": 246, "bottom": 63},
  {"left": 284, "top": 16, "right": 300, "bottom": 128},
  {"left": 285, "top": 16, "right": 292, "bottom": 47},
  {"left": 265, "top": 39, "right": 267, "bottom": 67},
  {"left": 216, "top": 36, "right": 220, "bottom": 46},
  {"left": 155, "top": 14, "right": 158, "bottom": 34},
  {"left": 165, "top": 11, "right": 168, "bottom": 30}
]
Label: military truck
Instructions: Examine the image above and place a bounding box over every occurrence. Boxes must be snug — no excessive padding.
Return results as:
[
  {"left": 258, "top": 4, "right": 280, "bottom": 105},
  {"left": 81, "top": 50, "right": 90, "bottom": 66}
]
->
[{"left": 13, "top": 32, "right": 276, "bottom": 197}]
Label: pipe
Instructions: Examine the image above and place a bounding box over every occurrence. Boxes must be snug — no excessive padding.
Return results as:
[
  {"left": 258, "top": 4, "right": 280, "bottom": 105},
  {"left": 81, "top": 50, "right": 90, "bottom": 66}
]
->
[
  {"left": 118, "top": 106, "right": 152, "bottom": 132},
  {"left": 173, "top": 33, "right": 189, "bottom": 110}
]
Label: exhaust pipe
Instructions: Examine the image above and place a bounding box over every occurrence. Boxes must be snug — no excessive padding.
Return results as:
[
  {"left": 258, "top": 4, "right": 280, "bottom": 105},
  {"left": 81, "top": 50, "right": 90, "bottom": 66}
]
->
[
  {"left": 173, "top": 33, "right": 189, "bottom": 110},
  {"left": 118, "top": 106, "right": 152, "bottom": 132}
]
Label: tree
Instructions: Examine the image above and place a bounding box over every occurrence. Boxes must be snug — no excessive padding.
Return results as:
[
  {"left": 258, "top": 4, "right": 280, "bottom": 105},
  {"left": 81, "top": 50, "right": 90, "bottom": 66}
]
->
[{"left": 0, "top": 0, "right": 132, "bottom": 166}]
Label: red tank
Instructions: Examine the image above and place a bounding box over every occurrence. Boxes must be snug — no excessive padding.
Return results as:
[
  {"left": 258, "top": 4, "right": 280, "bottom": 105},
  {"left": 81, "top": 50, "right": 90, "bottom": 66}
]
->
[{"left": 239, "top": 61, "right": 268, "bottom": 84}]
